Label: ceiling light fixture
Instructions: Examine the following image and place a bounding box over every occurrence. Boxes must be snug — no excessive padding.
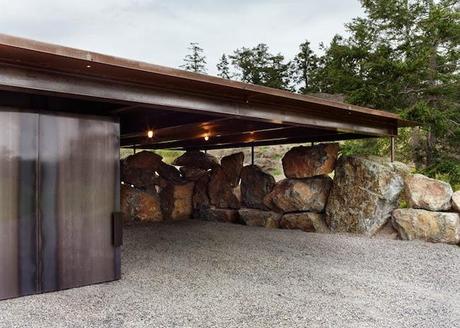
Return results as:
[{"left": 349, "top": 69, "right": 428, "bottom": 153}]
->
[{"left": 147, "top": 130, "right": 154, "bottom": 138}]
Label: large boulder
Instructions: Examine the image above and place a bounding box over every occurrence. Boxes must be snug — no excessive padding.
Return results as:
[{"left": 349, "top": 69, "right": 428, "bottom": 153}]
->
[
  {"left": 325, "top": 156, "right": 405, "bottom": 236},
  {"left": 452, "top": 191, "right": 460, "bottom": 213},
  {"left": 123, "top": 151, "right": 163, "bottom": 171},
  {"left": 180, "top": 166, "right": 208, "bottom": 181},
  {"left": 392, "top": 209, "right": 460, "bottom": 244},
  {"left": 198, "top": 208, "right": 240, "bottom": 223},
  {"left": 265, "top": 176, "right": 332, "bottom": 213},
  {"left": 120, "top": 184, "right": 163, "bottom": 222},
  {"left": 172, "top": 151, "right": 219, "bottom": 170},
  {"left": 280, "top": 212, "right": 329, "bottom": 233},
  {"left": 239, "top": 208, "right": 281, "bottom": 228},
  {"left": 160, "top": 181, "right": 195, "bottom": 220},
  {"left": 240, "top": 165, "right": 275, "bottom": 210},
  {"left": 221, "top": 152, "right": 244, "bottom": 187},
  {"left": 121, "top": 166, "right": 160, "bottom": 193},
  {"left": 208, "top": 167, "right": 240, "bottom": 209},
  {"left": 192, "top": 173, "right": 210, "bottom": 211},
  {"left": 405, "top": 174, "right": 453, "bottom": 211},
  {"left": 157, "top": 162, "right": 184, "bottom": 184},
  {"left": 282, "top": 143, "right": 339, "bottom": 178}
]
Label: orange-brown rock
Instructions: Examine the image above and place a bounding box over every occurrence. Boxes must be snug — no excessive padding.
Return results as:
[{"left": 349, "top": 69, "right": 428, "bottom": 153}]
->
[
  {"left": 238, "top": 208, "right": 281, "bottom": 228},
  {"left": 198, "top": 208, "right": 240, "bottom": 223},
  {"left": 240, "top": 165, "right": 275, "bottom": 210},
  {"left": 266, "top": 176, "right": 332, "bottom": 213},
  {"left": 157, "top": 162, "right": 184, "bottom": 184},
  {"left": 282, "top": 143, "right": 339, "bottom": 178},
  {"left": 280, "top": 212, "right": 329, "bottom": 233},
  {"left": 160, "top": 181, "right": 195, "bottom": 221},
  {"left": 192, "top": 173, "right": 210, "bottom": 211},
  {"left": 221, "top": 152, "right": 244, "bottom": 187},
  {"left": 180, "top": 166, "right": 208, "bottom": 181},
  {"left": 120, "top": 184, "right": 163, "bottom": 222},
  {"left": 208, "top": 166, "right": 240, "bottom": 209},
  {"left": 405, "top": 174, "right": 453, "bottom": 211},
  {"left": 123, "top": 150, "right": 163, "bottom": 171},
  {"left": 392, "top": 209, "right": 460, "bottom": 244},
  {"left": 172, "top": 150, "right": 219, "bottom": 170}
]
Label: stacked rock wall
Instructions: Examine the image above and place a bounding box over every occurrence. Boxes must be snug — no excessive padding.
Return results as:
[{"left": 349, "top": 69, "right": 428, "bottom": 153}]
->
[{"left": 120, "top": 145, "right": 460, "bottom": 245}]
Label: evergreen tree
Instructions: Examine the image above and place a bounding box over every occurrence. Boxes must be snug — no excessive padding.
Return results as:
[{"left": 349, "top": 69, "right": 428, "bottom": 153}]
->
[
  {"left": 229, "top": 44, "right": 292, "bottom": 90},
  {"left": 292, "top": 40, "right": 321, "bottom": 93},
  {"left": 316, "top": 0, "right": 459, "bottom": 183},
  {"left": 181, "top": 42, "right": 207, "bottom": 73},
  {"left": 217, "top": 54, "right": 232, "bottom": 79}
]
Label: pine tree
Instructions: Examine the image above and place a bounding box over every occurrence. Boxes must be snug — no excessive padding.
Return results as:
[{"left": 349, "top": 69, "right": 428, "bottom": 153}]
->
[
  {"left": 229, "top": 44, "right": 292, "bottom": 90},
  {"left": 317, "top": 0, "right": 459, "bottom": 181},
  {"left": 217, "top": 54, "right": 232, "bottom": 79},
  {"left": 181, "top": 42, "right": 207, "bottom": 73},
  {"left": 292, "top": 40, "right": 321, "bottom": 93}
]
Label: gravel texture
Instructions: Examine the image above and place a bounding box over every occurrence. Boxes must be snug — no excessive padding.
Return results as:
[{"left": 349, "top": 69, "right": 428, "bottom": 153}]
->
[{"left": 0, "top": 220, "right": 459, "bottom": 328}]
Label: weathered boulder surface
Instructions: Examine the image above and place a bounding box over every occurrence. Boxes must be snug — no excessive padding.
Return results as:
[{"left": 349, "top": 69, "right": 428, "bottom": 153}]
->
[
  {"left": 265, "top": 176, "right": 332, "bottom": 213},
  {"left": 198, "top": 208, "right": 240, "bottom": 223},
  {"left": 121, "top": 166, "right": 160, "bottom": 192},
  {"left": 123, "top": 150, "right": 163, "bottom": 171},
  {"left": 325, "top": 156, "right": 405, "bottom": 236},
  {"left": 240, "top": 165, "right": 275, "bottom": 210},
  {"left": 160, "top": 181, "right": 195, "bottom": 220},
  {"left": 405, "top": 174, "right": 453, "bottom": 211},
  {"left": 157, "top": 162, "right": 184, "bottom": 184},
  {"left": 282, "top": 143, "right": 339, "bottom": 178},
  {"left": 208, "top": 167, "right": 240, "bottom": 209},
  {"left": 221, "top": 152, "right": 244, "bottom": 187},
  {"left": 121, "top": 184, "right": 163, "bottom": 222},
  {"left": 192, "top": 173, "right": 210, "bottom": 214},
  {"left": 180, "top": 166, "right": 208, "bottom": 181},
  {"left": 392, "top": 209, "right": 460, "bottom": 244},
  {"left": 172, "top": 151, "right": 219, "bottom": 170},
  {"left": 452, "top": 191, "right": 460, "bottom": 213},
  {"left": 280, "top": 212, "right": 329, "bottom": 233},
  {"left": 239, "top": 208, "right": 281, "bottom": 228}
]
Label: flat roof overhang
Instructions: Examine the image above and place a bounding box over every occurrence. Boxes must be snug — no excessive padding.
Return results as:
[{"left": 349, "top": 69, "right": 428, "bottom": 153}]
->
[{"left": 0, "top": 34, "right": 416, "bottom": 150}]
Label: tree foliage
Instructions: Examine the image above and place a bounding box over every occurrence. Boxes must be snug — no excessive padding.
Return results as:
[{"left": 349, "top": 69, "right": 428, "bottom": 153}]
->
[
  {"left": 216, "top": 54, "right": 231, "bottom": 79},
  {"left": 181, "top": 42, "right": 207, "bottom": 73}
]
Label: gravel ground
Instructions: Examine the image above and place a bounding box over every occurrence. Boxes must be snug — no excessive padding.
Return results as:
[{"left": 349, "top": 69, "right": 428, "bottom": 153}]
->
[{"left": 0, "top": 220, "right": 459, "bottom": 328}]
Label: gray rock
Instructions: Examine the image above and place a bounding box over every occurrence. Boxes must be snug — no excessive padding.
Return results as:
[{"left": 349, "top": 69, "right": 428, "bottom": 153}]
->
[
  {"left": 282, "top": 143, "right": 339, "bottom": 178},
  {"left": 405, "top": 174, "right": 453, "bottom": 211},
  {"left": 240, "top": 165, "right": 276, "bottom": 210},
  {"left": 265, "top": 176, "right": 332, "bottom": 213},
  {"left": 452, "top": 191, "right": 460, "bottom": 213},
  {"left": 325, "top": 156, "right": 405, "bottom": 236},
  {"left": 180, "top": 166, "right": 208, "bottom": 181},
  {"left": 239, "top": 208, "right": 281, "bottom": 228},
  {"left": 392, "top": 208, "right": 460, "bottom": 244},
  {"left": 280, "top": 212, "right": 329, "bottom": 233}
]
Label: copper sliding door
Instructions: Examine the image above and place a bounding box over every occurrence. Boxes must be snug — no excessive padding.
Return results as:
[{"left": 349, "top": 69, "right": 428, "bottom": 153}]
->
[{"left": 0, "top": 109, "right": 120, "bottom": 300}]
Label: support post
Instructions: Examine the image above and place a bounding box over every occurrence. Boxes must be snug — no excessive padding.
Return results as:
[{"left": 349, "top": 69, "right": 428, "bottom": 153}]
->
[
  {"left": 251, "top": 145, "right": 255, "bottom": 165},
  {"left": 390, "top": 136, "right": 395, "bottom": 162},
  {"left": 204, "top": 149, "right": 207, "bottom": 155},
  {"left": 133, "top": 146, "right": 136, "bottom": 155}
]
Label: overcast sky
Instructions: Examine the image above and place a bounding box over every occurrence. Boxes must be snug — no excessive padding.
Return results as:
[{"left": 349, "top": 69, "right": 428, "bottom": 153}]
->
[{"left": 0, "top": 0, "right": 363, "bottom": 75}]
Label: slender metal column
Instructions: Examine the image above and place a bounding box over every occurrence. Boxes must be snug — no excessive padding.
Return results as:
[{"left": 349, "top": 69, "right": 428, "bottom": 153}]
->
[
  {"left": 251, "top": 145, "right": 255, "bottom": 165},
  {"left": 390, "top": 136, "right": 395, "bottom": 162}
]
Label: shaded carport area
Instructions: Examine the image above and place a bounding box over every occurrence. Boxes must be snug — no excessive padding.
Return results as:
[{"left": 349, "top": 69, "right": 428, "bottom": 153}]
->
[{"left": 0, "top": 33, "right": 416, "bottom": 301}]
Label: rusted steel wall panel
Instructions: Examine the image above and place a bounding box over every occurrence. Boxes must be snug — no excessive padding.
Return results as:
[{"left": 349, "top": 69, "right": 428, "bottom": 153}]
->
[
  {"left": 0, "top": 110, "right": 38, "bottom": 300},
  {"left": 39, "top": 113, "right": 120, "bottom": 292}
]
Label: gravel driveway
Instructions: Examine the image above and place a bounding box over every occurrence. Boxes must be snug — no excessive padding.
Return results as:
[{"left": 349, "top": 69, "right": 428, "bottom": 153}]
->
[{"left": 0, "top": 220, "right": 459, "bottom": 328}]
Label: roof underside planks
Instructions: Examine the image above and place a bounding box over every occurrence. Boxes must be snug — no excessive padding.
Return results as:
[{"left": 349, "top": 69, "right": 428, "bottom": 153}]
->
[{"left": 0, "top": 34, "right": 415, "bottom": 150}]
